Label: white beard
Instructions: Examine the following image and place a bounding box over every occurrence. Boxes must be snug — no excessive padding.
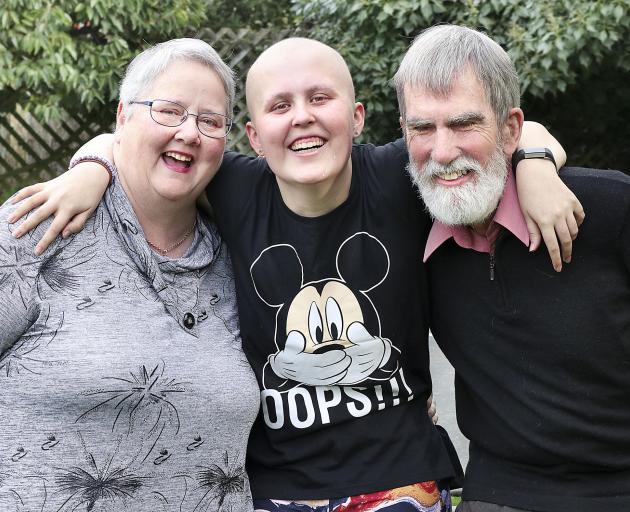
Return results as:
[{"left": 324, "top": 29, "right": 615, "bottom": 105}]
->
[{"left": 408, "top": 147, "right": 509, "bottom": 226}]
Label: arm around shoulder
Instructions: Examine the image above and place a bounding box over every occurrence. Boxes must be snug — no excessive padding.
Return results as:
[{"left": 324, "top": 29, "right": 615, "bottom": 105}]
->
[
  {"left": 519, "top": 121, "right": 566, "bottom": 168},
  {"left": 9, "top": 134, "right": 115, "bottom": 254},
  {"left": 515, "top": 121, "right": 584, "bottom": 272}
]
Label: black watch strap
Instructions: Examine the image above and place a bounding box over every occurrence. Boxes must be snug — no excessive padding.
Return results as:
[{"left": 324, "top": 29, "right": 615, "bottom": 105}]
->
[{"left": 512, "top": 147, "right": 557, "bottom": 171}]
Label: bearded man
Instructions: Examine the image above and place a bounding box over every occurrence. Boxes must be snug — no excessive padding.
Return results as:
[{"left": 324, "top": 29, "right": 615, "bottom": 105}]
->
[{"left": 394, "top": 24, "right": 630, "bottom": 512}]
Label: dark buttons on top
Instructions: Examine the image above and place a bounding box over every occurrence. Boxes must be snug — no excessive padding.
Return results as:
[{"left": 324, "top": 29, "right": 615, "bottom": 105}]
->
[{"left": 183, "top": 312, "right": 196, "bottom": 329}]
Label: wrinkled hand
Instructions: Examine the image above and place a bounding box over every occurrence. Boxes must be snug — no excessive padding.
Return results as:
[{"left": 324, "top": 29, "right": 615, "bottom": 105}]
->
[
  {"left": 8, "top": 163, "right": 110, "bottom": 255},
  {"left": 427, "top": 393, "right": 438, "bottom": 425},
  {"left": 269, "top": 330, "right": 351, "bottom": 386},
  {"left": 340, "top": 322, "right": 392, "bottom": 385},
  {"left": 516, "top": 160, "right": 585, "bottom": 271}
]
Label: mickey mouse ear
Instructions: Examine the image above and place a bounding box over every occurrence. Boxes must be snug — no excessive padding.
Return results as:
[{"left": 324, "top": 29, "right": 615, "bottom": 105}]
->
[
  {"left": 251, "top": 244, "right": 304, "bottom": 307},
  {"left": 337, "top": 233, "right": 389, "bottom": 292}
]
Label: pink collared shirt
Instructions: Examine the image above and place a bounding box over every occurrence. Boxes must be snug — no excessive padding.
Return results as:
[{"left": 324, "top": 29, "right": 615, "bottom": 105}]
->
[{"left": 423, "top": 170, "right": 530, "bottom": 261}]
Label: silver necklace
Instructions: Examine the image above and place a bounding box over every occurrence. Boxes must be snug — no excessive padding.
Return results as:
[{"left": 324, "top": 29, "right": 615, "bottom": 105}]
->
[{"left": 146, "top": 223, "right": 196, "bottom": 256}]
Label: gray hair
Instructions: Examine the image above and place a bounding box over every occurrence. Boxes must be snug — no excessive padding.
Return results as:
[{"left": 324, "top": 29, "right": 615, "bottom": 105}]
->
[
  {"left": 119, "top": 38, "right": 235, "bottom": 117},
  {"left": 393, "top": 24, "right": 520, "bottom": 124}
]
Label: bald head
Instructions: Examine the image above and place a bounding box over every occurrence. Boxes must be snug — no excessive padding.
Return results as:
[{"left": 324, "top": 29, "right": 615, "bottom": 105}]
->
[{"left": 246, "top": 38, "right": 355, "bottom": 118}]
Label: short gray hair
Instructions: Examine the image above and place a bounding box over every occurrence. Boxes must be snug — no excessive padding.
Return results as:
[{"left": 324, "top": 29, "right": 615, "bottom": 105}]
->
[
  {"left": 119, "top": 38, "right": 235, "bottom": 117},
  {"left": 393, "top": 24, "right": 520, "bottom": 124}
]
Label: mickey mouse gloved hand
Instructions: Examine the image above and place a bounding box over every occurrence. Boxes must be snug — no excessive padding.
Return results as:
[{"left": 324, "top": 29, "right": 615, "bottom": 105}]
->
[
  {"left": 269, "top": 330, "right": 352, "bottom": 386},
  {"left": 340, "top": 322, "right": 393, "bottom": 385}
]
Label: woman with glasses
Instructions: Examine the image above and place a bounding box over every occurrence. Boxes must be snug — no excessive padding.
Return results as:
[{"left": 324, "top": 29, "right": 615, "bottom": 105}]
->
[{"left": 0, "top": 39, "right": 259, "bottom": 511}]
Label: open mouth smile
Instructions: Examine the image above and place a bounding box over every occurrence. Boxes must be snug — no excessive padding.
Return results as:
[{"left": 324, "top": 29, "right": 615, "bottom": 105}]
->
[
  {"left": 437, "top": 168, "right": 470, "bottom": 181},
  {"left": 162, "top": 151, "right": 194, "bottom": 171},
  {"left": 289, "top": 137, "right": 326, "bottom": 152}
]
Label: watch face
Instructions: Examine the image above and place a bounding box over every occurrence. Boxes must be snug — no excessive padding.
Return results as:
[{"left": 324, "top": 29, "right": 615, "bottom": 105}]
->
[
  {"left": 523, "top": 148, "right": 548, "bottom": 158},
  {"left": 513, "top": 148, "right": 556, "bottom": 170}
]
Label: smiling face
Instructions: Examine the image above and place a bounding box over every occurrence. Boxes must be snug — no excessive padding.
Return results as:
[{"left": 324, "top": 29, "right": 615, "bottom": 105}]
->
[
  {"left": 114, "top": 60, "right": 227, "bottom": 208},
  {"left": 402, "top": 68, "right": 522, "bottom": 226},
  {"left": 245, "top": 39, "right": 364, "bottom": 202}
]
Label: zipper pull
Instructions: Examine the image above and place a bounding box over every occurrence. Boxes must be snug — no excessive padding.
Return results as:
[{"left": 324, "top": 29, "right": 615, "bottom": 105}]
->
[{"left": 489, "top": 253, "right": 495, "bottom": 281}]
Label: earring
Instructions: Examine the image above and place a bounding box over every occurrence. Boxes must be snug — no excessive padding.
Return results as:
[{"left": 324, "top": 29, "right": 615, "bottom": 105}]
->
[{"left": 257, "top": 149, "right": 265, "bottom": 158}]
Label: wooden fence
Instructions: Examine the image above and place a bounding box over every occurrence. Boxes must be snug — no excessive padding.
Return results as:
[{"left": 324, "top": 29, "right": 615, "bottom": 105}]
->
[{"left": 0, "top": 27, "right": 290, "bottom": 202}]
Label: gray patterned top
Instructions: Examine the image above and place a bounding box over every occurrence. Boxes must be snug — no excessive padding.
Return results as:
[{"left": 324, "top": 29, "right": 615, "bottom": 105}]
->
[{"left": 0, "top": 173, "right": 260, "bottom": 512}]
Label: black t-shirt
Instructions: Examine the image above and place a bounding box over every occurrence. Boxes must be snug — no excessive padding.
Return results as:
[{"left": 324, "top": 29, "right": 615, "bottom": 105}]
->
[
  {"left": 427, "top": 168, "right": 630, "bottom": 511},
  {"left": 208, "top": 139, "right": 456, "bottom": 499}
]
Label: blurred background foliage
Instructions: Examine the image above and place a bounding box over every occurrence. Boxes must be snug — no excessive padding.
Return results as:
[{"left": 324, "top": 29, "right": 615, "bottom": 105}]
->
[
  {"left": 0, "top": 0, "right": 628, "bottom": 203},
  {"left": 0, "top": 0, "right": 208, "bottom": 125}
]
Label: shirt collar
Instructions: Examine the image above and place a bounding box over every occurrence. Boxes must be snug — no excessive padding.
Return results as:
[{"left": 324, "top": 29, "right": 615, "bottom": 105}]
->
[{"left": 423, "top": 169, "right": 530, "bottom": 262}]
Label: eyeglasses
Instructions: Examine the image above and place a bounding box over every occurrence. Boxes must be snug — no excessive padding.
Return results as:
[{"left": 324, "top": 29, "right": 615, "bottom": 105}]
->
[{"left": 130, "top": 99, "right": 232, "bottom": 138}]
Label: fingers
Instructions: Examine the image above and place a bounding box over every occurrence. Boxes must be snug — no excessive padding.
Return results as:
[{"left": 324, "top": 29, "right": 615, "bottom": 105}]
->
[
  {"left": 565, "top": 193, "right": 584, "bottom": 241},
  {"left": 10, "top": 183, "right": 45, "bottom": 204},
  {"left": 35, "top": 213, "right": 72, "bottom": 255},
  {"left": 526, "top": 219, "right": 542, "bottom": 252},
  {"left": 63, "top": 210, "right": 93, "bottom": 238},
  {"left": 556, "top": 201, "right": 584, "bottom": 265},
  {"left": 427, "top": 393, "right": 438, "bottom": 425},
  {"left": 568, "top": 193, "right": 585, "bottom": 228},
  {"left": 567, "top": 212, "right": 580, "bottom": 241},
  {"left": 315, "top": 349, "right": 351, "bottom": 369},
  {"left": 574, "top": 205, "right": 586, "bottom": 227},
  {"left": 555, "top": 219, "right": 573, "bottom": 265},
  {"left": 313, "top": 365, "right": 351, "bottom": 386},
  {"left": 535, "top": 208, "right": 582, "bottom": 272},
  {"left": 7, "top": 192, "right": 48, "bottom": 225},
  {"left": 540, "top": 225, "right": 562, "bottom": 272},
  {"left": 314, "top": 354, "right": 352, "bottom": 385},
  {"left": 10, "top": 201, "right": 56, "bottom": 238}
]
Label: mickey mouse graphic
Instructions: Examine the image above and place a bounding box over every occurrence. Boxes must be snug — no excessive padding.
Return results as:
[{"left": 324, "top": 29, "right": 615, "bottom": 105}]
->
[{"left": 250, "top": 232, "right": 400, "bottom": 390}]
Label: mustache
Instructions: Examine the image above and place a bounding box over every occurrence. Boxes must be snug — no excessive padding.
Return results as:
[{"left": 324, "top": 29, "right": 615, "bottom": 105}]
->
[{"left": 421, "top": 155, "right": 484, "bottom": 177}]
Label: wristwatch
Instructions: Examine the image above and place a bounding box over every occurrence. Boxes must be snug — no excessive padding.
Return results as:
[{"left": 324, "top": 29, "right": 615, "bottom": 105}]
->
[{"left": 512, "top": 147, "right": 557, "bottom": 171}]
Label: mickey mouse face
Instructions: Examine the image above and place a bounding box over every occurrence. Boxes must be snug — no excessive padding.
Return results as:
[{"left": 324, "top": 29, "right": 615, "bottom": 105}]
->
[
  {"left": 250, "top": 232, "right": 390, "bottom": 355},
  {"left": 252, "top": 233, "right": 400, "bottom": 390},
  {"left": 286, "top": 281, "right": 363, "bottom": 354}
]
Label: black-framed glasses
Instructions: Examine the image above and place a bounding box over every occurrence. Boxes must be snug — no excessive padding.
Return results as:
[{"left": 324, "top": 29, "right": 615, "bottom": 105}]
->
[{"left": 130, "top": 99, "right": 232, "bottom": 138}]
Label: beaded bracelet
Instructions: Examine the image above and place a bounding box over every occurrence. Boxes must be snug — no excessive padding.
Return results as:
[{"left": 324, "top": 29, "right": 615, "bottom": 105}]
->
[{"left": 68, "top": 155, "right": 115, "bottom": 184}]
